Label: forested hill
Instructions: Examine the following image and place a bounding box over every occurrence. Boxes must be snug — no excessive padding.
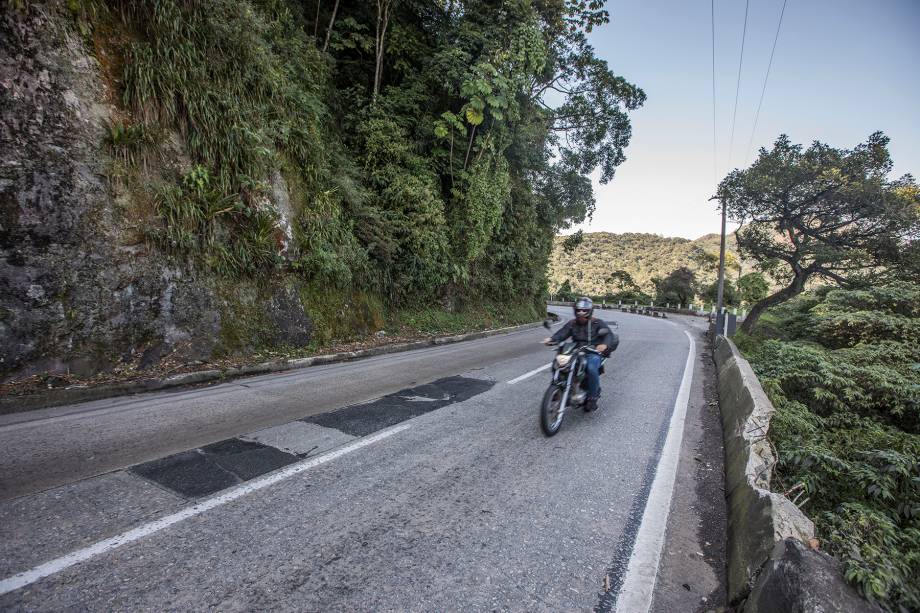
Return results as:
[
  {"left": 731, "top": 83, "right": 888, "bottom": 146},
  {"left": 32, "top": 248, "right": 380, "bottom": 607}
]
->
[
  {"left": 1, "top": 1, "right": 642, "bottom": 381},
  {"left": 547, "top": 232, "right": 748, "bottom": 296}
]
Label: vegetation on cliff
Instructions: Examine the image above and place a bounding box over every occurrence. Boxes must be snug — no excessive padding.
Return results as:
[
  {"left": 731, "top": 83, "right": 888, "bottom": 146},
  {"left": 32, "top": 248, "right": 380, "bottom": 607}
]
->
[
  {"left": 84, "top": 0, "right": 642, "bottom": 311},
  {"left": 2, "top": 0, "right": 648, "bottom": 379},
  {"left": 737, "top": 284, "right": 920, "bottom": 611}
]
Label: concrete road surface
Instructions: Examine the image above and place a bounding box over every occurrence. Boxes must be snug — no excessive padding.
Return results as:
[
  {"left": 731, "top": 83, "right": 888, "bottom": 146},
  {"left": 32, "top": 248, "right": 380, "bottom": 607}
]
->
[{"left": 0, "top": 307, "right": 726, "bottom": 611}]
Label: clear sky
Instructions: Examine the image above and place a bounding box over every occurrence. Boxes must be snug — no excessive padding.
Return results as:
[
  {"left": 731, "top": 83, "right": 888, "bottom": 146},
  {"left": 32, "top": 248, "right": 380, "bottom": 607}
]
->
[{"left": 566, "top": 0, "right": 920, "bottom": 240}]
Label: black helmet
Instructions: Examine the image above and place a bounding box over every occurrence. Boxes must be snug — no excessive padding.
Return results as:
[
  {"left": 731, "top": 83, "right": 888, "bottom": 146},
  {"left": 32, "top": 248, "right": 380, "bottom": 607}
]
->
[{"left": 574, "top": 297, "right": 593, "bottom": 322}]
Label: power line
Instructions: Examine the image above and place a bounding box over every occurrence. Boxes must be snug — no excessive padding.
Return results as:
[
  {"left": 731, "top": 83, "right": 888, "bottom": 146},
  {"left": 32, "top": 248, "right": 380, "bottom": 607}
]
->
[
  {"left": 711, "top": 0, "right": 718, "bottom": 189},
  {"left": 744, "top": 0, "right": 788, "bottom": 166},
  {"left": 726, "top": 0, "right": 750, "bottom": 172}
]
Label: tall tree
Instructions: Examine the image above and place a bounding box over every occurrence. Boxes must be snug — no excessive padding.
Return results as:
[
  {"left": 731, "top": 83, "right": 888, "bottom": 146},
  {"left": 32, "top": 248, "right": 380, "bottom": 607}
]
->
[
  {"left": 372, "top": 0, "right": 393, "bottom": 101},
  {"left": 321, "top": 0, "right": 644, "bottom": 300},
  {"left": 561, "top": 230, "right": 584, "bottom": 253},
  {"left": 321, "top": 0, "right": 340, "bottom": 53},
  {"left": 737, "top": 272, "right": 768, "bottom": 305},
  {"left": 718, "top": 133, "right": 920, "bottom": 332},
  {"left": 655, "top": 266, "right": 696, "bottom": 306},
  {"left": 607, "top": 269, "right": 639, "bottom": 294}
]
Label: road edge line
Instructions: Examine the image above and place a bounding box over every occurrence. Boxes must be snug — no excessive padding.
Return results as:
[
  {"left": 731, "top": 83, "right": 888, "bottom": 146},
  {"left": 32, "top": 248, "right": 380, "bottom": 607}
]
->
[
  {"left": 0, "top": 422, "right": 412, "bottom": 597},
  {"left": 614, "top": 329, "right": 696, "bottom": 612}
]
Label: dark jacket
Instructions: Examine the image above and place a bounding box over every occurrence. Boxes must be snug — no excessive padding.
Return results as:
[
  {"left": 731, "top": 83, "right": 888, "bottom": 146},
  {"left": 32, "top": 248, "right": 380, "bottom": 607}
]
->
[{"left": 549, "top": 317, "right": 619, "bottom": 356}]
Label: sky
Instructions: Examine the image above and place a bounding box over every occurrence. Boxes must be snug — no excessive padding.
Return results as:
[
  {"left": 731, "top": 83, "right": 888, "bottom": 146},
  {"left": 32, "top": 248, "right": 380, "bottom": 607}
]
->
[{"left": 566, "top": 0, "right": 920, "bottom": 240}]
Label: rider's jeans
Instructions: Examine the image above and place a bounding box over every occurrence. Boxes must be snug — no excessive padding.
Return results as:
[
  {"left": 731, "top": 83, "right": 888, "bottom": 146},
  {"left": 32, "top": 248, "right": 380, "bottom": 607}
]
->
[{"left": 585, "top": 354, "right": 602, "bottom": 399}]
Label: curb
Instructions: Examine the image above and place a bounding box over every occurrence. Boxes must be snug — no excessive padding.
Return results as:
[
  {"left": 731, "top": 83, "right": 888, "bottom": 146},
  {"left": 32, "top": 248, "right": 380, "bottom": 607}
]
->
[
  {"left": 1, "top": 321, "right": 544, "bottom": 415},
  {"left": 712, "top": 335, "right": 878, "bottom": 612}
]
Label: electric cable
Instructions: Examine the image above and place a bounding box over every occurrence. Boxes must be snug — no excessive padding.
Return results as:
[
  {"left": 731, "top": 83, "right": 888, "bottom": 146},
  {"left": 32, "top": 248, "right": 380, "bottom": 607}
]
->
[
  {"left": 743, "top": 0, "right": 788, "bottom": 166},
  {"left": 727, "top": 0, "right": 750, "bottom": 172},
  {"left": 712, "top": 0, "right": 718, "bottom": 188}
]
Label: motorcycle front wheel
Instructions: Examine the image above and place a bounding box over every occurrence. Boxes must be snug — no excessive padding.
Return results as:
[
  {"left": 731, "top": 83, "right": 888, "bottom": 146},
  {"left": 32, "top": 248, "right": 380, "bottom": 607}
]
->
[{"left": 540, "top": 384, "right": 566, "bottom": 437}]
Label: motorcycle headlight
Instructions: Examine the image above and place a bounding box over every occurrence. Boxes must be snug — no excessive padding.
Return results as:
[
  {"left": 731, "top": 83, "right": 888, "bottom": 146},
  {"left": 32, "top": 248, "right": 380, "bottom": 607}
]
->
[{"left": 554, "top": 354, "right": 572, "bottom": 368}]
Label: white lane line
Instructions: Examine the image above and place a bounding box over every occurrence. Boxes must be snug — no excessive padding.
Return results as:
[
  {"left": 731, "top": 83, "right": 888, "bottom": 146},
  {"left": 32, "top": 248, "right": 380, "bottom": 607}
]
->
[
  {"left": 507, "top": 363, "right": 551, "bottom": 385},
  {"left": 0, "top": 423, "right": 412, "bottom": 596},
  {"left": 616, "top": 330, "right": 696, "bottom": 613}
]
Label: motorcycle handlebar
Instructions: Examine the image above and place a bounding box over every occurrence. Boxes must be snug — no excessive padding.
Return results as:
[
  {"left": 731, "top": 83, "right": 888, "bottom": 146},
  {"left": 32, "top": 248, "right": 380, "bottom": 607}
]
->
[{"left": 544, "top": 342, "right": 603, "bottom": 355}]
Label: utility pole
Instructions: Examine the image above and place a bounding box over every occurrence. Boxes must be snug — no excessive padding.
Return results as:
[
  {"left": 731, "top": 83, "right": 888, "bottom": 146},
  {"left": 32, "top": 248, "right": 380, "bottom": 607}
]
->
[{"left": 711, "top": 195, "right": 727, "bottom": 326}]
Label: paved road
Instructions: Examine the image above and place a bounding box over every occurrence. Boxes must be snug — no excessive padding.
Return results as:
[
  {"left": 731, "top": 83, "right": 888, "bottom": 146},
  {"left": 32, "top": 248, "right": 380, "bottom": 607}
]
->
[{"left": 0, "top": 307, "right": 724, "bottom": 611}]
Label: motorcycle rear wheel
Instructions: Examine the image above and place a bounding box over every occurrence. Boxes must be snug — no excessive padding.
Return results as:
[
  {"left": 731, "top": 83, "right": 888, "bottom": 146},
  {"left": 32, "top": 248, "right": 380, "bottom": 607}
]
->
[{"left": 540, "top": 385, "right": 566, "bottom": 437}]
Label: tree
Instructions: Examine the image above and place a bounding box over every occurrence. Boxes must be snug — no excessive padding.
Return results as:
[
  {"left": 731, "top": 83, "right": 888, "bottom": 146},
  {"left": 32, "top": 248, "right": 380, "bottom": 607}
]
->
[
  {"left": 718, "top": 133, "right": 920, "bottom": 332},
  {"left": 607, "top": 269, "right": 639, "bottom": 294},
  {"left": 737, "top": 272, "right": 768, "bottom": 305},
  {"left": 320, "top": 0, "right": 644, "bottom": 302},
  {"left": 555, "top": 279, "right": 575, "bottom": 301},
  {"left": 321, "top": 0, "right": 340, "bottom": 53},
  {"left": 704, "top": 280, "right": 737, "bottom": 307},
  {"left": 655, "top": 267, "right": 696, "bottom": 306},
  {"left": 690, "top": 246, "right": 720, "bottom": 272},
  {"left": 562, "top": 230, "right": 584, "bottom": 253},
  {"left": 725, "top": 250, "right": 742, "bottom": 281},
  {"left": 372, "top": 0, "right": 394, "bottom": 101}
]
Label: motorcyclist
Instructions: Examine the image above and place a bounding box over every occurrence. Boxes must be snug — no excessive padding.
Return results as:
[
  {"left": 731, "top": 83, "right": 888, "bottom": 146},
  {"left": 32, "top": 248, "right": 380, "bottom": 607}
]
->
[{"left": 542, "top": 297, "right": 619, "bottom": 412}]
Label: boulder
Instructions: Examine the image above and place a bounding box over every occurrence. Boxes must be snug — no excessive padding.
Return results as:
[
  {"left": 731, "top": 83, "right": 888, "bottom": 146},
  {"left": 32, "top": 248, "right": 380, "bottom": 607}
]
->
[{"left": 745, "top": 538, "right": 882, "bottom": 613}]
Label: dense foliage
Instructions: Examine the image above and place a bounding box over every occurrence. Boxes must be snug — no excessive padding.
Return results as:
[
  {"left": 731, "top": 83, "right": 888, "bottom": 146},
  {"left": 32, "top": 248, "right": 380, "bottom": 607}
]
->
[
  {"left": 83, "top": 0, "right": 644, "bottom": 318},
  {"left": 718, "top": 133, "right": 920, "bottom": 332},
  {"left": 737, "top": 283, "right": 920, "bottom": 610}
]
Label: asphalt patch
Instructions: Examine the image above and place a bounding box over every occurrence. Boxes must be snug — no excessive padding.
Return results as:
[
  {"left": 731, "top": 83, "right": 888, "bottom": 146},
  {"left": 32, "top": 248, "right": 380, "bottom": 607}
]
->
[
  {"left": 131, "top": 450, "right": 241, "bottom": 499},
  {"left": 304, "top": 375, "right": 494, "bottom": 437},
  {"left": 129, "top": 376, "right": 492, "bottom": 498},
  {"left": 131, "top": 440, "right": 298, "bottom": 498},
  {"left": 200, "top": 438, "right": 300, "bottom": 480}
]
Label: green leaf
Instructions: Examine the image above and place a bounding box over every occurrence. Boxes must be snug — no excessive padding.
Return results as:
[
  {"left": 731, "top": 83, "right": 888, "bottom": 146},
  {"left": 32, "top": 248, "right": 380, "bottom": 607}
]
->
[{"left": 465, "top": 107, "right": 484, "bottom": 126}]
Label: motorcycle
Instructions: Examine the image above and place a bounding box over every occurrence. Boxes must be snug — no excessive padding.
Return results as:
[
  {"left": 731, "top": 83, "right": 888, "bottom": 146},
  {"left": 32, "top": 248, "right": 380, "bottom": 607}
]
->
[{"left": 539, "top": 319, "right": 609, "bottom": 437}]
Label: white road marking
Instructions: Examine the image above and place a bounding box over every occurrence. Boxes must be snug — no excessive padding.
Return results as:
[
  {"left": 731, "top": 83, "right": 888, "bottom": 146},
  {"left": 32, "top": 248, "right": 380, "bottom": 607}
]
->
[
  {"left": 507, "top": 363, "right": 551, "bottom": 385},
  {"left": 615, "top": 330, "right": 696, "bottom": 613},
  {"left": 0, "top": 423, "right": 412, "bottom": 596}
]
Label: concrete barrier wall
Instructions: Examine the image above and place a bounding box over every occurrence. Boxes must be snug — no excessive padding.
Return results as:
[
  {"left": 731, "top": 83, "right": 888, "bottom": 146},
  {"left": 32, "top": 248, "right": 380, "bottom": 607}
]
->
[{"left": 713, "top": 335, "right": 878, "bottom": 611}]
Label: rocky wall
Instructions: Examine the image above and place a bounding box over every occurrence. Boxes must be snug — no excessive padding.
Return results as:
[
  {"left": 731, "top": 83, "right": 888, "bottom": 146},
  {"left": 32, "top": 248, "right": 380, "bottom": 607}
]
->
[{"left": 0, "top": 5, "right": 313, "bottom": 383}]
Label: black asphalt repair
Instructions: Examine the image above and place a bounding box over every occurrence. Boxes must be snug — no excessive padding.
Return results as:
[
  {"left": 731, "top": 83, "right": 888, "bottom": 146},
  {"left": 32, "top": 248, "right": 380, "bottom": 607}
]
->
[
  {"left": 304, "top": 375, "right": 495, "bottom": 437},
  {"left": 131, "top": 441, "right": 299, "bottom": 498},
  {"left": 130, "top": 376, "right": 493, "bottom": 498}
]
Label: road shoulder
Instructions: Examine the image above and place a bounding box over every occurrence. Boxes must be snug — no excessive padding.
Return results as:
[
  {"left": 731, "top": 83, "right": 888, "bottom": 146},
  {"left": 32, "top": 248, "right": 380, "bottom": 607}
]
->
[{"left": 651, "top": 316, "right": 728, "bottom": 612}]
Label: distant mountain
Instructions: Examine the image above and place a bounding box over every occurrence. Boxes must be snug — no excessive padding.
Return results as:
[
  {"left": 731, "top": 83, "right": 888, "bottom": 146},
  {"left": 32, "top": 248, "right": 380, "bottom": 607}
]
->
[{"left": 547, "top": 232, "right": 753, "bottom": 296}]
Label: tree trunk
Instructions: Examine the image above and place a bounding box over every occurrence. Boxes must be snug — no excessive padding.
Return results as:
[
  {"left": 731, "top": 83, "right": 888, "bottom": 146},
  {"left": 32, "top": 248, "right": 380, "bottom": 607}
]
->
[
  {"left": 314, "top": 0, "right": 321, "bottom": 38},
  {"left": 321, "top": 0, "right": 340, "bottom": 54},
  {"left": 462, "top": 124, "right": 477, "bottom": 170},
  {"left": 373, "top": 0, "right": 392, "bottom": 102},
  {"left": 448, "top": 130, "right": 454, "bottom": 187},
  {"left": 739, "top": 271, "right": 808, "bottom": 333},
  {"left": 473, "top": 117, "right": 495, "bottom": 166}
]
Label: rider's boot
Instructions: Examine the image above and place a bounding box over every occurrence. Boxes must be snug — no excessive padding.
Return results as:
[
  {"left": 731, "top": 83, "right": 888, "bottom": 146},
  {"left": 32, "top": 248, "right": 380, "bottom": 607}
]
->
[{"left": 585, "top": 397, "right": 598, "bottom": 412}]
